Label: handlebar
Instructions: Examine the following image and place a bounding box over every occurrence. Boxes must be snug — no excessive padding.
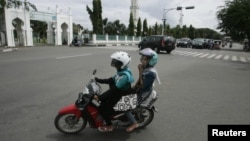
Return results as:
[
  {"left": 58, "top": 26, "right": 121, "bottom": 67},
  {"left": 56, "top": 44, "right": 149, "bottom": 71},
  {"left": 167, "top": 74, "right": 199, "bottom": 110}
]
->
[
  {"left": 92, "top": 69, "right": 97, "bottom": 75},
  {"left": 91, "top": 69, "right": 97, "bottom": 80}
]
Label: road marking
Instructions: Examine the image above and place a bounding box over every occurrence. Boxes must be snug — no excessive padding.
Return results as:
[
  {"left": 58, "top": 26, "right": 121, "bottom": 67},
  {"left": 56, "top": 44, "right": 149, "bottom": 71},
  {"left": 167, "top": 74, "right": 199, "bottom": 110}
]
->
[
  {"left": 207, "top": 54, "right": 217, "bottom": 59},
  {"left": 232, "top": 56, "right": 237, "bottom": 61},
  {"left": 173, "top": 51, "right": 185, "bottom": 55},
  {"left": 193, "top": 53, "right": 204, "bottom": 57},
  {"left": 215, "top": 54, "right": 223, "bottom": 59},
  {"left": 96, "top": 46, "right": 137, "bottom": 51},
  {"left": 56, "top": 54, "right": 92, "bottom": 59},
  {"left": 177, "top": 51, "right": 197, "bottom": 56},
  {"left": 183, "top": 52, "right": 198, "bottom": 56},
  {"left": 223, "top": 55, "right": 230, "bottom": 60},
  {"left": 240, "top": 57, "right": 247, "bottom": 62},
  {"left": 173, "top": 50, "right": 184, "bottom": 54},
  {"left": 172, "top": 52, "right": 178, "bottom": 55},
  {"left": 174, "top": 50, "right": 249, "bottom": 63},
  {"left": 199, "top": 53, "right": 210, "bottom": 58}
]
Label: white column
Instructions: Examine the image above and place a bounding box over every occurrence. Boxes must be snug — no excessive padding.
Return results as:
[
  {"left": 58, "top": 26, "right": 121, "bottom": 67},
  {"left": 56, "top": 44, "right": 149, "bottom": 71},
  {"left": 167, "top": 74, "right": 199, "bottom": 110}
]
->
[
  {"left": 9, "top": 29, "right": 15, "bottom": 47},
  {"left": 55, "top": 5, "right": 61, "bottom": 45},
  {"left": 93, "top": 34, "right": 97, "bottom": 44},
  {"left": 68, "top": 7, "right": 73, "bottom": 45},
  {"left": 47, "top": 22, "right": 54, "bottom": 44},
  {"left": 24, "top": 8, "right": 33, "bottom": 46},
  {"left": 4, "top": 5, "right": 15, "bottom": 47}
]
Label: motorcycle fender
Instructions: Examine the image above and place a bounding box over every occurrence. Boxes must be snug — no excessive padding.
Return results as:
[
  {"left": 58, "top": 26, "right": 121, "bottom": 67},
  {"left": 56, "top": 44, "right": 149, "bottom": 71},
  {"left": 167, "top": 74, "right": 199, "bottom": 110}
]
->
[
  {"left": 152, "top": 106, "right": 158, "bottom": 113},
  {"left": 58, "top": 104, "right": 82, "bottom": 118}
]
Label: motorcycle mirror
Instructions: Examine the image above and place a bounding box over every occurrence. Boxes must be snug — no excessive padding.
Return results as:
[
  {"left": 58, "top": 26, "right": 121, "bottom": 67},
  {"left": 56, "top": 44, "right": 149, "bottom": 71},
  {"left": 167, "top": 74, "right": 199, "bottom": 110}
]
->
[{"left": 92, "top": 69, "right": 97, "bottom": 75}]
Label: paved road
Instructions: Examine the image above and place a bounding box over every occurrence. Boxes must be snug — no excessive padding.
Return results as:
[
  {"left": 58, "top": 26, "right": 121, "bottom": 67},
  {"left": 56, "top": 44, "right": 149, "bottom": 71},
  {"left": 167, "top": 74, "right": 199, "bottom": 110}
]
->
[{"left": 0, "top": 46, "right": 250, "bottom": 141}]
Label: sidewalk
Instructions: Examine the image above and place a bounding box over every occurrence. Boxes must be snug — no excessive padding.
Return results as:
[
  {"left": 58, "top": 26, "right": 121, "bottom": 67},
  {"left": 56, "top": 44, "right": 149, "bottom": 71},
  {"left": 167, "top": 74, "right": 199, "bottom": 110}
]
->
[
  {"left": 0, "top": 46, "right": 19, "bottom": 53},
  {"left": 220, "top": 42, "right": 245, "bottom": 52}
]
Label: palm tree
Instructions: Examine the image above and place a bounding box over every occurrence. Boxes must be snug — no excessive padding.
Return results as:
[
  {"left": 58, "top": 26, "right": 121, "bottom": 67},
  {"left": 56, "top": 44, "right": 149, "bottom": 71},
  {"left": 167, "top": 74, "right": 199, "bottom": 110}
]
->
[
  {"left": 0, "top": 0, "right": 6, "bottom": 14},
  {"left": 31, "top": 20, "right": 47, "bottom": 43},
  {"left": 103, "top": 19, "right": 127, "bottom": 35}
]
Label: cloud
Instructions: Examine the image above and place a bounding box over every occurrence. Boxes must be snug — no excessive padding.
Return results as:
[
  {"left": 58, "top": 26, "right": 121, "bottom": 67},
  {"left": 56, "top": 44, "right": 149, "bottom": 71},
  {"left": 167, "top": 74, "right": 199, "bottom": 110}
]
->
[{"left": 27, "top": 0, "right": 225, "bottom": 32}]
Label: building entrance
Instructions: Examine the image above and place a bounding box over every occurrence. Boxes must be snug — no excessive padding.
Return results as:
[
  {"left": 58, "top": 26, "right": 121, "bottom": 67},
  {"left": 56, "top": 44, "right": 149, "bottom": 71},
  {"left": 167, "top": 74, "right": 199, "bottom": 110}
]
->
[{"left": 0, "top": 0, "right": 73, "bottom": 47}]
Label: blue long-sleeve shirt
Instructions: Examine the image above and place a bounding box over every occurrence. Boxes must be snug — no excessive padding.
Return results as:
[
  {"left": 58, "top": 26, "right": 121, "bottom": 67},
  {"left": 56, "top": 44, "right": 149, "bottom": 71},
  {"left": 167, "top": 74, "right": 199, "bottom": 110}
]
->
[{"left": 137, "top": 69, "right": 156, "bottom": 103}]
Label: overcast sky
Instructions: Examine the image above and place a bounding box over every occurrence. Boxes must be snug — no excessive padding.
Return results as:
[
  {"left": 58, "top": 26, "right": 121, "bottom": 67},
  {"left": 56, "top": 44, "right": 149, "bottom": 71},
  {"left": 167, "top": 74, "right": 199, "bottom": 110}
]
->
[{"left": 27, "top": 0, "right": 226, "bottom": 32}]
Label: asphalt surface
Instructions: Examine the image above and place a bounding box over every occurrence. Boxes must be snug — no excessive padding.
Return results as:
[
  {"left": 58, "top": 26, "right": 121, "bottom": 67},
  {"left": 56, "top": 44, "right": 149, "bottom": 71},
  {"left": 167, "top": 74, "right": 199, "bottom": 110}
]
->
[{"left": 0, "top": 45, "right": 250, "bottom": 141}]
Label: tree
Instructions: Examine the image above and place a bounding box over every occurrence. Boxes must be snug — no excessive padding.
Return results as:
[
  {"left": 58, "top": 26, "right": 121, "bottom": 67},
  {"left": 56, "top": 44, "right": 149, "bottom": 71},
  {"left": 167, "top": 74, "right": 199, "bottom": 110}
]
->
[
  {"left": 30, "top": 20, "right": 47, "bottom": 42},
  {"left": 142, "top": 18, "right": 148, "bottom": 37},
  {"left": 86, "top": 0, "right": 103, "bottom": 34},
  {"left": 0, "top": 0, "right": 6, "bottom": 14},
  {"left": 188, "top": 25, "right": 195, "bottom": 39},
  {"left": 165, "top": 24, "right": 170, "bottom": 35},
  {"left": 102, "top": 18, "right": 127, "bottom": 35},
  {"left": 102, "top": 18, "right": 108, "bottom": 34},
  {"left": 127, "top": 12, "right": 135, "bottom": 36},
  {"left": 1, "top": 0, "right": 37, "bottom": 11},
  {"left": 172, "top": 25, "right": 181, "bottom": 38},
  {"left": 153, "top": 22, "right": 159, "bottom": 35},
  {"left": 148, "top": 26, "right": 153, "bottom": 35},
  {"left": 217, "top": 0, "right": 250, "bottom": 40},
  {"left": 117, "top": 23, "right": 127, "bottom": 35},
  {"left": 72, "top": 23, "right": 83, "bottom": 35},
  {"left": 181, "top": 25, "right": 188, "bottom": 37},
  {"left": 113, "top": 20, "right": 125, "bottom": 35},
  {"left": 136, "top": 18, "right": 141, "bottom": 36}
]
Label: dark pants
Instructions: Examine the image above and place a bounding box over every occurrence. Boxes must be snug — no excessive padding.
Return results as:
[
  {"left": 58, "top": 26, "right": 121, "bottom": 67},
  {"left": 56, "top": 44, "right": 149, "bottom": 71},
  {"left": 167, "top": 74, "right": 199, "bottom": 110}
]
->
[
  {"left": 98, "top": 89, "right": 121, "bottom": 126},
  {"left": 98, "top": 100, "right": 114, "bottom": 125}
]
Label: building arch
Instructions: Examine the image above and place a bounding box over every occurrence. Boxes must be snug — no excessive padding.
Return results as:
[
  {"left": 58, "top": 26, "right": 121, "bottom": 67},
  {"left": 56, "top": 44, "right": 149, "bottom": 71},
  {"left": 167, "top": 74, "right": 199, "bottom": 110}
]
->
[
  {"left": 12, "top": 18, "right": 25, "bottom": 46},
  {"left": 61, "top": 22, "right": 68, "bottom": 45},
  {"left": 1, "top": 1, "right": 72, "bottom": 47}
]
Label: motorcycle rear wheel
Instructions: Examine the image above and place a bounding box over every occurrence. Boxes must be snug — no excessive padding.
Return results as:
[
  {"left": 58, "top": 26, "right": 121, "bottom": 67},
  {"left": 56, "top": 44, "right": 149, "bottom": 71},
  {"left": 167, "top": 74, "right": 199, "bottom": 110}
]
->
[
  {"left": 135, "top": 107, "right": 154, "bottom": 128},
  {"left": 54, "top": 114, "right": 87, "bottom": 134}
]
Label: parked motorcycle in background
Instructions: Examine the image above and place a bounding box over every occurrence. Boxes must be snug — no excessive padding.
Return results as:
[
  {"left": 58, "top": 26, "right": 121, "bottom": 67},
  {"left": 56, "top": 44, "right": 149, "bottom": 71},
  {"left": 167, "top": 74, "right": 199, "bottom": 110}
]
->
[
  {"left": 54, "top": 70, "right": 158, "bottom": 134},
  {"left": 70, "top": 37, "right": 83, "bottom": 47},
  {"left": 243, "top": 43, "right": 250, "bottom": 51},
  {"left": 229, "top": 40, "right": 233, "bottom": 48}
]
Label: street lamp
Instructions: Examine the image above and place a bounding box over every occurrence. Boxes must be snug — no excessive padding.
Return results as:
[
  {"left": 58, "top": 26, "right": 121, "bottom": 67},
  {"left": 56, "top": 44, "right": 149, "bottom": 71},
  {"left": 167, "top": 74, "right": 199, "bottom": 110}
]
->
[
  {"left": 162, "top": 8, "right": 175, "bottom": 35},
  {"left": 162, "top": 6, "right": 195, "bottom": 35},
  {"left": 176, "top": 6, "right": 195, "bottom": 27}
]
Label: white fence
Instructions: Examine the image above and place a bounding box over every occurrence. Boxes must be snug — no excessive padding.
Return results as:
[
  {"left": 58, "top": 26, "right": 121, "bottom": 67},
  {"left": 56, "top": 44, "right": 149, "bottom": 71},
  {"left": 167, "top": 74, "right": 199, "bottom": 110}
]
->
[{"left": 89, "top": 34, "right": 142, "bottom": 46}]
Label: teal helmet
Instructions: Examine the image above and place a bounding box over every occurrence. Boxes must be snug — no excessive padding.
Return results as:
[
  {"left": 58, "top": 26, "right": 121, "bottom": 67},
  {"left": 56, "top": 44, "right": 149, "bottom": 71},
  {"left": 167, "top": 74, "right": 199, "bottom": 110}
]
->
[{"left": 139, "top": 48, "right": 158, "bottom": 67}]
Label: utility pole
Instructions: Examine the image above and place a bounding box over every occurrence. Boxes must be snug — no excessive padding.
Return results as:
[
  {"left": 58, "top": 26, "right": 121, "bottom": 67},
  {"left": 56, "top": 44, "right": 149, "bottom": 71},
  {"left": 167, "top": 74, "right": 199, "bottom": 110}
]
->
[
  {"left": 162, "top": 8, "right": 175, "bottom": 35},
  {"left": 162, "top": 6, "right": 194, "bottom": 35}
]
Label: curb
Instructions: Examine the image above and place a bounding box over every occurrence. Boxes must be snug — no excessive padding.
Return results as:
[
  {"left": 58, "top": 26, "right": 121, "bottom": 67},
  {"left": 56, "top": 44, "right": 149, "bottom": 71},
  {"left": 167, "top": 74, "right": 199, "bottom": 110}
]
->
[{"left": 2, "top": 47, "right": 18, "bottom": 53}]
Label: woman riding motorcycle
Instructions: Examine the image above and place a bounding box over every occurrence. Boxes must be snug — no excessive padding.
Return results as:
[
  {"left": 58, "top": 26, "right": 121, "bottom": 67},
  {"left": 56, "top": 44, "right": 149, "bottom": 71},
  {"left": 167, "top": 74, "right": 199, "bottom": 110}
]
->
[{"left": 94, "top": 51, "right": 134, "bottom": 132}]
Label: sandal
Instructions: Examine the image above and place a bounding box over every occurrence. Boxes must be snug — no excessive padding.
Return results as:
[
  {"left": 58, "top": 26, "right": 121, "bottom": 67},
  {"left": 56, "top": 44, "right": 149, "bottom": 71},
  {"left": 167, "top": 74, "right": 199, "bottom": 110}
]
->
[
  {"left": 126, "top": 123, "right": 139, "bottom": 132},
  {"left": 98, "top": 125, "right": 114, "bottom": 132}
]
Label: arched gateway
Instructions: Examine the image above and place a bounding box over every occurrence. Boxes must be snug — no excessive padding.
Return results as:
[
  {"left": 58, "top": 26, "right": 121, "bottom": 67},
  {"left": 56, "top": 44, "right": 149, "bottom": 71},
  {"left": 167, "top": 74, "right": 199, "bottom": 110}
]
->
[{"left": 0, "top": 0, "right": 73, "bottom": 47}]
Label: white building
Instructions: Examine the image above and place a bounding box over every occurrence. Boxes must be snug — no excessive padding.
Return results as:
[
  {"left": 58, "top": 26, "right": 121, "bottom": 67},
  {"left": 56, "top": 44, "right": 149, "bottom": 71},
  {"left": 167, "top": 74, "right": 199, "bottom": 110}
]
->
[{"left": 0, "top": 0, "right": 73, "bottom": 47}]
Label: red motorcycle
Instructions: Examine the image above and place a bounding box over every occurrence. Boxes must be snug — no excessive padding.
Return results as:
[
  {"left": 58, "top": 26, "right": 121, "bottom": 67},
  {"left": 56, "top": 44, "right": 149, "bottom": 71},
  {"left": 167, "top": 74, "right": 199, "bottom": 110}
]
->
[{"left": 54, "top": 70, "right": 158, "bottom": 134}]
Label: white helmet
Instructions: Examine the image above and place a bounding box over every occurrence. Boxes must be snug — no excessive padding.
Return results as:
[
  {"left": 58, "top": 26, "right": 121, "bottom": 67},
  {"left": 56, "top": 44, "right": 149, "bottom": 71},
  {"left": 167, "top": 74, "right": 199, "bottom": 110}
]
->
[{"left": 110, "top": 51, "right": 131, "bottom": 69}]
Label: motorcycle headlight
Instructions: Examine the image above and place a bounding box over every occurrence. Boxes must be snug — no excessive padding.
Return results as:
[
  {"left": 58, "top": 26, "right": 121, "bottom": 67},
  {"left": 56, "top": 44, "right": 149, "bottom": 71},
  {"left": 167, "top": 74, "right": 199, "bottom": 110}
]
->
[
  {"left": 83, "top": 86, "right": 89, "bottom": 94},
  {"left": 87, "top": 82, "right": 102, "bottom": 95},
  {"left": 75, "top": 92, "right": 91, "bottom": 108}
]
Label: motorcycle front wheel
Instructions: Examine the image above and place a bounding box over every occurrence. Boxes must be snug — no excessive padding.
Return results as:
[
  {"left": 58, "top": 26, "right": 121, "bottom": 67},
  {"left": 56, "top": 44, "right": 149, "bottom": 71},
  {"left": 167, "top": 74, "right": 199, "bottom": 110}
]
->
[
  {"left": 54, "top": 114, "right": 87, "bottom": 134},
  {"left": 134, "top": 107, "right": 154, "bottom": 128}
]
